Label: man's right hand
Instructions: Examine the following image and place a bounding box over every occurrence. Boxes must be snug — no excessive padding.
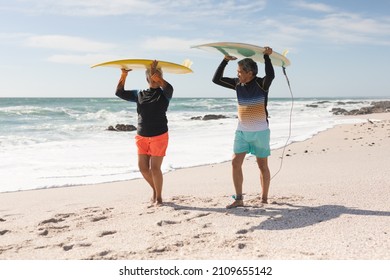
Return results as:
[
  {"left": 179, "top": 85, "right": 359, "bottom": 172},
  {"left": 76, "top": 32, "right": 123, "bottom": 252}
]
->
[
  {"left": 224, "top": 55, "right": 237, "bottom": 61},
  {"left": 121, "top": 68, "right": 132, "bottom": 75}
]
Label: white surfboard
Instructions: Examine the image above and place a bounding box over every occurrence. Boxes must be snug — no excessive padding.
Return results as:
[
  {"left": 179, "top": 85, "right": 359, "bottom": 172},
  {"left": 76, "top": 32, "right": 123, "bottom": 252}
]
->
[{"left": 192, "top": 42, "right": 290, "bottom": 67}]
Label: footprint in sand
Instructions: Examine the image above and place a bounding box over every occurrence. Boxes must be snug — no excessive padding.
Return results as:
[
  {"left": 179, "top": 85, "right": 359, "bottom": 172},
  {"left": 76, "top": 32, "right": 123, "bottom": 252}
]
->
[
  {"left": 0, "top": 245, "right": 13, "bottom": 254},
  {"left": 157, "top": 220, "right": 179, "bottom": 226},
  {"left": 221, "top": 236, "right": 251, "bottom": 250},
  {"left": 51, "top": 242, "right": 91, "bottom": 252},
  {"left": 38, "top": 217, "right": 65, "bottom": 225},
  {"left": 236, "top": 229, "right": 249, "bottom": 235},
  {"left": 86, "top": 250, "right": 111, "bottom": 260},
  {"left": 97, "top": 250, "right": 110, "bottom": 257},
  {"left": 174, "top": 210, "right": 191, "bottom": 217},
  {"left": 38, "top": 229, "right": 49, "bottom": 236},
  {"left": 37, "top": 217, "right": 68, "bottom": 237},
  {"left": 171, "top": 195, "right": 193, "bottom": 204},
  {"left": 77, "top": 243, "right": 92, "bottom": 248},
  {"left": 83, "top": 206, "right": 101, "bottom": 212},
  {"left": 91, "top": 216, "right": 108, "bottom": 222},
  {"left": 155, "top": 213, "right": 212, "bottom": 227},
  {"left": 193, "top": 232, "right": 215, "bottom": 239},
  {"left": 148, "top": 246, "right": 168, "bottom": 253},
  {"left": 37, "top": 207, "right": 114, "bottom": 238},
  {"left": 98, "top": 230, "right": 117, "bottom": 237},
  {"left": 148, "top": 240, "right": 189, "bottom": 254},
  {"left": 62, "top": 244, "right": 74, "bottom": 251},
  {"left": 37, "top": 224, "right": 69, "bottom": 236},
  {"left": 55, "top": 213, "right": 75, "bottom": 219},
  {"left": 185, "top": 212, "right": 211, "bottom": 222},
  {"left": 0, "top": 230, "right": 10, "bottom": 235}
]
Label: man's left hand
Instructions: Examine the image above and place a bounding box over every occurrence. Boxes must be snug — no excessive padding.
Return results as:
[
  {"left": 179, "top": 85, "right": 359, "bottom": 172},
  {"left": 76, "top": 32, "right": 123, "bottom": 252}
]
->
[{"left": 263, "top": 46, "right": 273, "bottom": 55}]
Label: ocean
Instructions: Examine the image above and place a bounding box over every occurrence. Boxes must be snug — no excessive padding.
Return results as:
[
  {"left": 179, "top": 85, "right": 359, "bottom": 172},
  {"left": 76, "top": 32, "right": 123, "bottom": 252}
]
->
[{"left": 0, "top": 97, "right": 382, "bottom": 193}]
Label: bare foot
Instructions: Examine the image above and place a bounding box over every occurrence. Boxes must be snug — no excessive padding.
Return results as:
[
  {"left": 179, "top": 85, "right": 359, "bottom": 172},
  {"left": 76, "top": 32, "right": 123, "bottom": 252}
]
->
[
  {"left": 154, "top": 201, "right": 163, "bottom": 207},
  {"left": 153, "top": 197, "right": 163, "bottom": 207},
  {"left": 226, "top": 200, "right": 244, "bottom": 209}
]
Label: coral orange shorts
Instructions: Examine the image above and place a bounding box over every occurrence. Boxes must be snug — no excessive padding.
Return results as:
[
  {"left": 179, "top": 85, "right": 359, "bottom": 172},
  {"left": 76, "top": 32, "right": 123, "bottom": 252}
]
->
[{"left": 135, "top": 132, "right": 169, "bottom": 157}]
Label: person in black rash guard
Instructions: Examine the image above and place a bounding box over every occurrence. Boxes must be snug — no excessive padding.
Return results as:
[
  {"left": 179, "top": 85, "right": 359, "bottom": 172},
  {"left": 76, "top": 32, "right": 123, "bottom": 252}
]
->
[
  {"left": 212, "top": 47, "right": 275, "bottom": 209},
  {"left": 115, "top": 60, "right": 173, "bottom": 207}
]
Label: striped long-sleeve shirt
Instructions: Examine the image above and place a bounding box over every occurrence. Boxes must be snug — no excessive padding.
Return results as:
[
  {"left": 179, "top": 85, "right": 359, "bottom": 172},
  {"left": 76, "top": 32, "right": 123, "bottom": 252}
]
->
[{"left": 212, "top": 55, "right": 275, "bottom": 131}]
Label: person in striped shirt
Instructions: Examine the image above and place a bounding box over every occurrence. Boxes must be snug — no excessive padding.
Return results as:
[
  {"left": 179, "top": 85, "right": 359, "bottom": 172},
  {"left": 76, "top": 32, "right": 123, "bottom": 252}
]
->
[{"left": 212, "top": 46, "right": 275, "bottom": 208}]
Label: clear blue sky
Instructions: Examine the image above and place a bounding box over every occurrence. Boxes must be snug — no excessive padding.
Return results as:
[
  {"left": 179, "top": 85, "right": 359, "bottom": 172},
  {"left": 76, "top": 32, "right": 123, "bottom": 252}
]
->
[{"left": 1, "top": 0, "right": 389, "bottom": 98}]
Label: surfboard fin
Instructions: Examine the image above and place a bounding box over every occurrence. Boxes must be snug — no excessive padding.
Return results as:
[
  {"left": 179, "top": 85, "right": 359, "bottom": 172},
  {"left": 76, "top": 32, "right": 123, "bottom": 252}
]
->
[
  {"left": 282, "top": 50, "right": 289, "bottom": 57},
  {"left": 182, "top": 59, "right": 193, "bottom": 69}
]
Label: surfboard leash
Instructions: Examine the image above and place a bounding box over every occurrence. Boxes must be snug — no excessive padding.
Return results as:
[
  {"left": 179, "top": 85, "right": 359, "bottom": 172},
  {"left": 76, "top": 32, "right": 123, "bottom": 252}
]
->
[{"left": 271, "top": 66, "right": 294, "bottom": 180}]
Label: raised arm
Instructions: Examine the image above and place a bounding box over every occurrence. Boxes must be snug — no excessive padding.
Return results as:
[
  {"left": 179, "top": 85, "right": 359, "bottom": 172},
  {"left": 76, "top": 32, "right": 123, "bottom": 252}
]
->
[
  {"left": 262, "top": 47, "right": 275, "bottom": 91},
  {"left": 212, "top": 56, "right": 237, "bottom": 90},
  {"left": 115, "top": 68, "right": 138, "bottom": 101}
]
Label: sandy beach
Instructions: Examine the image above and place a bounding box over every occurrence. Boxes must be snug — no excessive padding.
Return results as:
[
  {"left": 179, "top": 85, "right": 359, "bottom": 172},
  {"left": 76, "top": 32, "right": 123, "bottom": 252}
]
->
[{"left": 0, "top": 113, "right": 389, "bottom": 260}]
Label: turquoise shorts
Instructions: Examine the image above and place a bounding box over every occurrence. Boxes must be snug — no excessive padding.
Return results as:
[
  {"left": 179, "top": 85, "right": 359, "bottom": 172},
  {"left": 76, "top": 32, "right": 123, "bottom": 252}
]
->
[{"left": 234, "top": 129, "right": 271, "bottom": 158}]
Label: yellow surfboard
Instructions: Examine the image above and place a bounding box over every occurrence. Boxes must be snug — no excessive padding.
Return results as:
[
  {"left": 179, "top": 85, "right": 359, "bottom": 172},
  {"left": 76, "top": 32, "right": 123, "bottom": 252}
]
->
[
  {"left": 192, "top": 42, "right": 290, "bottom": 67},
  {"left": 91, "top": 59, "right": 193, "bottom": 74}
]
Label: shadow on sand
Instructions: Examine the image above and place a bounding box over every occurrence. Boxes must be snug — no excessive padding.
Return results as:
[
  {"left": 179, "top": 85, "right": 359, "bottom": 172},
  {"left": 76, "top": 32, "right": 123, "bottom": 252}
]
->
[{"left": 165, "top": 200, "right": 390, "bottom": 231}]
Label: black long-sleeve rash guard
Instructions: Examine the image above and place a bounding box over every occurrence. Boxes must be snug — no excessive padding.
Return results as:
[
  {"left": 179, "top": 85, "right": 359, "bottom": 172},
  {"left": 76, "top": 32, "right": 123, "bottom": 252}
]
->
[{"left": 115, "top": 83, "right": 173, "bottom": 137}]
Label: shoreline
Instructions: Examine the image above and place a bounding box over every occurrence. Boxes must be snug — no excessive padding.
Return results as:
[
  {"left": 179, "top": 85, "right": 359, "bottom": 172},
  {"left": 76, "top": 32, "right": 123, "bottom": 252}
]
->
[
  {"left": 0, "top": 113, "right": 389, "bottom": 260},
  {"left": 1, "top": 97, "right": 389, "bottom": 194}
]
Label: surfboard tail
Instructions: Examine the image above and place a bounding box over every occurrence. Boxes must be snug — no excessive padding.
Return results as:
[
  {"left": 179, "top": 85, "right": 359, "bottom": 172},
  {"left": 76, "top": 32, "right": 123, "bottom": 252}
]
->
[{"left": 182, "top": 59, "right": 193, "bottom": 69}]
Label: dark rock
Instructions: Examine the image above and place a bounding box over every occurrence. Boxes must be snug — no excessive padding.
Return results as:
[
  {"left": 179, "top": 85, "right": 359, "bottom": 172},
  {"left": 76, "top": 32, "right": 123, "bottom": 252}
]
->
[
  {"left": 371, "top": 101, "right": 390, "bottom": 112},
  {"left": 346, "top": 101, "right": 361, "bottom": 104},
  {"left": 191, "top": 114, "right": 228, "bottom": 120},
  {"left": 331, "top": 108, "right": 348, "bottom": 115},
  {"left": 331, "top": 100, "right": 390, "bottom": 116},
  {"left": 202, "top": 114, "right": 227, "bottom": 120},
  {"left": 190, "top": 116, "right": 202, "bottom": 120},
  {"left": 107, "top": 124, "right": 136, "bottom": 131},
  {"left": 116, "top": 124, "right": 136, "bottom": 131}
]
